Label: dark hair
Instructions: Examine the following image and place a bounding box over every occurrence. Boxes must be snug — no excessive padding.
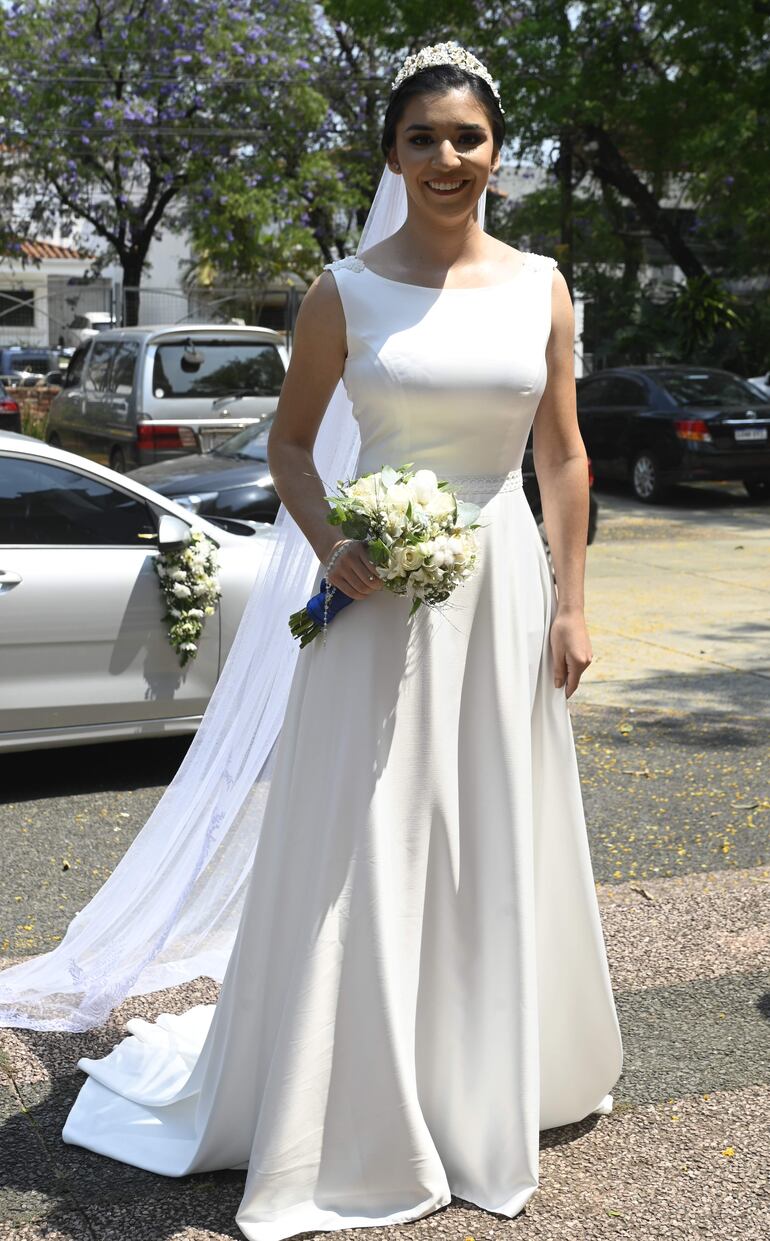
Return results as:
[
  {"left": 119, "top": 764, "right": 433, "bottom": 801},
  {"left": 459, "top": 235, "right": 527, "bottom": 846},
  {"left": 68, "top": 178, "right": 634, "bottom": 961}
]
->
[{"left": 380, "top": 62, "right": 505, "bottom": 160}]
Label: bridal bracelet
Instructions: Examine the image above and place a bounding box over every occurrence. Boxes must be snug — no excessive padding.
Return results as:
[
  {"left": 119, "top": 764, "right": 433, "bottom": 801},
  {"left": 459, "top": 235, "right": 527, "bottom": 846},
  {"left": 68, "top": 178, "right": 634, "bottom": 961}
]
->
[
  {"left": 324, "top": 538, "right": 356, "bottom": 579},
  {"left": 321, "top": 539, "right": 354, "bottom": 646}
]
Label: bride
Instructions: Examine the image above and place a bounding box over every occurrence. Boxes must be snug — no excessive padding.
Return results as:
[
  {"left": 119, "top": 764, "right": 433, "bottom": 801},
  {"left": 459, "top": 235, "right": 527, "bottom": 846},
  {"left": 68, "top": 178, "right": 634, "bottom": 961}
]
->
[{"left": 5, "top": 41, "right": 623, "bottom": 1241}]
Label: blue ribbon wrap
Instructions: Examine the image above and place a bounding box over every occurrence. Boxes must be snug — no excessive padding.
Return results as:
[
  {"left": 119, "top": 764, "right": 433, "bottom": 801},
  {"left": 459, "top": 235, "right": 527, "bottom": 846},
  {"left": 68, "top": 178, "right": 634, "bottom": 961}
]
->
[{"left": 305, "top": 578, "right": 355, "bottom": 627}]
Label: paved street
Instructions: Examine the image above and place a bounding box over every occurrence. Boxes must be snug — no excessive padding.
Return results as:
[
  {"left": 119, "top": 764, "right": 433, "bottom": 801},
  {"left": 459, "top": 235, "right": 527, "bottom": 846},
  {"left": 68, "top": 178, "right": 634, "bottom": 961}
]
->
[{"left": 1, "top": 479, "right": 768, "bottom": 1240}]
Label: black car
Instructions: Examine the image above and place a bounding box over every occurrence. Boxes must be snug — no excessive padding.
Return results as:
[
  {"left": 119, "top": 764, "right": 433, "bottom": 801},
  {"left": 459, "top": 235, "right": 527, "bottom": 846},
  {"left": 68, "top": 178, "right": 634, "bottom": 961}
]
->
[
  {"left": 128, "top": 416, "right": 278, "bottom": 522},
  {"left": 129, "top": 415, "right": 599, "bottom": 546},
  {"left": 576, "top": 365, "right": 770, "bottom": 503}
]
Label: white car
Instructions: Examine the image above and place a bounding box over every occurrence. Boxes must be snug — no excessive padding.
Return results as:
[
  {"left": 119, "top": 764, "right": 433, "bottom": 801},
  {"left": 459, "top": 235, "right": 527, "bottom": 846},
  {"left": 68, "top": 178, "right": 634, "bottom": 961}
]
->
[
  {"left": 0, "top": 432, "right": 278, "bottom": 752},
  {"left": 68, "top": 310, "right": 116, "bottom": 345}
]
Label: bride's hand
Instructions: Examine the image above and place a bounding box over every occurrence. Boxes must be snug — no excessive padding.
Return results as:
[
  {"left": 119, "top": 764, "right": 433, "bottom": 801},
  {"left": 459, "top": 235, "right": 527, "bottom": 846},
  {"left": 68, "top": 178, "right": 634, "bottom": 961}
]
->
[
  {"left": 550, "top": 606, "right": 593, "bottom": 698},
  {"left": 327, "top": 540, "right": 384, "bottom": 600}
]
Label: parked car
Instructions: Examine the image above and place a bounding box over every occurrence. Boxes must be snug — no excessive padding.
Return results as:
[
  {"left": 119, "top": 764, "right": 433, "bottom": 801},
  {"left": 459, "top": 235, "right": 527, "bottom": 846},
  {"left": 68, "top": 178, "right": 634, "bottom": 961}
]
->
[
  {"left": 129, "top": 414, "right": 600, "bottom": 546},
  {"left": 575, "top": 365, "right": 770, "bottom": 502},
  {"left": 0, "top": 381, "right": 21, "bottom": 434},
  {"left": 0, "top": 347, "right": 60, "bottom": 378},
  {"left": 46, "top": 324, "right": 288, "bottom": 474},
  {"left": 66, "top": 310, "right": 116, "bottom": 345},
  {"left": 129, "top": 415, "right": 278, "bottom": 522},
  {"left": 0, "top": 431, "right": 278, "bottom": 753}
]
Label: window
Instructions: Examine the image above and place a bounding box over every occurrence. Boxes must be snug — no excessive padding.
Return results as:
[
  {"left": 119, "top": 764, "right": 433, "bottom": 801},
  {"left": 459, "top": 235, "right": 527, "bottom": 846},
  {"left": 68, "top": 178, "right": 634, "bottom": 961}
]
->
[
  {"left": 655, "top": 370, "right": 764, "bottom": 407},
  {"left": 0, "top": 457, "right": 158, "bottom": 545},
  {"left": 577, "top": 376, "right": 647, "bottom": 408},
  {"left": 0, "top": 289, "right": 35, "bottom": 329},
  {"left": 576, "top": 377, "right": 616, "bottom": 409},
  {"left": 84, "top": 341, "right": 117, "bottom": 393},
  {"left": 110, "top": 341, "right": 139, "bottom": 396},
  {"left": 151, "top": 339, "right": 285, "bottom": 399},
  {"left": 601, "top": 378, "right": 647, "bottom": 407}
]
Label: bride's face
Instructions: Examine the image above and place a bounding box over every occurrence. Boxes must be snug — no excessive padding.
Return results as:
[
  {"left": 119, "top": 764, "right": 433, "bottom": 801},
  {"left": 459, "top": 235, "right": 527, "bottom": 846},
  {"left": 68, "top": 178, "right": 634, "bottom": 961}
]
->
[{"left": 389, "top": 87, "right": 499, "bottom": 219}]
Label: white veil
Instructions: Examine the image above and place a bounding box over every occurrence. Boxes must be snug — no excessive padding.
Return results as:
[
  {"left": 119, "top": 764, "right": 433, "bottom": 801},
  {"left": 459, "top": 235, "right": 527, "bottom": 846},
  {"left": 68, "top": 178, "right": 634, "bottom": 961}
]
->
[{"left": 0, "top": 167, "right": 487, "bottom": 1032}]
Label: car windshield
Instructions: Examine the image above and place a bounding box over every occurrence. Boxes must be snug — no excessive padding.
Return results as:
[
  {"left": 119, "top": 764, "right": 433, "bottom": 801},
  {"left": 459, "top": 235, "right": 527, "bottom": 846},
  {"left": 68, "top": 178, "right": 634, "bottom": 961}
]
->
[
  {"left": 657, "top": 370, "right": 766, "bottom": 407},
  {"left": 212, "top": 420, "right": 272, "bottom": 461},
  {"left": 151, "top": 339, "right": 284, "bottom": 399}
]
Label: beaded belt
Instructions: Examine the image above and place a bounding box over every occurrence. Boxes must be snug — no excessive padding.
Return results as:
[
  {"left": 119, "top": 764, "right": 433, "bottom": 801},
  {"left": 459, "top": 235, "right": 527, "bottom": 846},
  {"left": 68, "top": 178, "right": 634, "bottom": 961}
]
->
[{"left": 442, "top": 467, "right": 524, "bottom": 503}]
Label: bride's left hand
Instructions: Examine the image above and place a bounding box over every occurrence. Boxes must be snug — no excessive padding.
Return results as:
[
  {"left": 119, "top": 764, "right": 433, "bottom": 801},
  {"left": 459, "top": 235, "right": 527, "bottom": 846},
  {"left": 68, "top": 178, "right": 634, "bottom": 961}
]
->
[{"left": 550, "top": 606, "right": 593, "bottom": 698}]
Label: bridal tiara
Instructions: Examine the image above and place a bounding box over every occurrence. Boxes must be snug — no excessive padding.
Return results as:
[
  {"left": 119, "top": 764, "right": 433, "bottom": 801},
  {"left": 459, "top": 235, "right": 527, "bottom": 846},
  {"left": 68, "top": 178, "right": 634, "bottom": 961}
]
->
[{"left": 391, "top": 41, "right": 505, "bottom": 115}]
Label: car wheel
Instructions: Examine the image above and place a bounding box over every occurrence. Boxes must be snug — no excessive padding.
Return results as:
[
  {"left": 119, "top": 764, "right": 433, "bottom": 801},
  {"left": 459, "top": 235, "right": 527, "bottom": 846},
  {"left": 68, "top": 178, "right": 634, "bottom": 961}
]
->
[
  {"left": 743, "top": 478, "right": 770, "bottom": 501},
  {"left": 630, "top": 449, "right": 667, "bottom": 503},
  {"left": 110, "top": 447, "right": 127, "bottom": 473}
]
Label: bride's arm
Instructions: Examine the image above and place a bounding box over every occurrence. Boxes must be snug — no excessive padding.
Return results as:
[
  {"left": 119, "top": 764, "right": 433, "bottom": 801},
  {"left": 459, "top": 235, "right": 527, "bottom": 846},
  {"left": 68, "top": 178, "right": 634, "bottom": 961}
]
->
[
  {"left": 531, "top": 270, "right": 593, "bottom": 695},
  {"left": 267, "top": 272, "right": 382, "bottom": 599},
  {"left": 531, "top": 269, "right": 590, "bottom": 614}
]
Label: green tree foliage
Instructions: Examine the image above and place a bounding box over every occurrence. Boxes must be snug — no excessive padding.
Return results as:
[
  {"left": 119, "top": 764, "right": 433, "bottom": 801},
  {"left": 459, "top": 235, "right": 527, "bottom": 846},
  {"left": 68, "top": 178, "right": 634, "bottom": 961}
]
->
[
  {"left": 0, "top": 0, "right": 334, "bottom": 321},
  {"left": 473, "top": 1, "right": 769, "bottom": 367}
]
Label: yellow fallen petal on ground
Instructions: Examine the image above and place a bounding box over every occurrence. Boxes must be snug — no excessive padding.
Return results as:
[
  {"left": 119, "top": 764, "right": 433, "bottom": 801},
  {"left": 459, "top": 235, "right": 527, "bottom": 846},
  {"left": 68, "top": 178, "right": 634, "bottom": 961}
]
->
[{"left": 721, "top": 1147, "right": 735, "bottom": 1157}]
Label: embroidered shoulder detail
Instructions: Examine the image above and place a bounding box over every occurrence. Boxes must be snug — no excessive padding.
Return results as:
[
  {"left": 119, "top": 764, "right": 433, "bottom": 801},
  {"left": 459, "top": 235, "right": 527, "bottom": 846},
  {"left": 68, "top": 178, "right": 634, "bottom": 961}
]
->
[
  {"left": 322, "top": 256, "right": 365, "bottom": 273},
  {"left": 521, "top": 252, "right": 558, "bottom": 272}
]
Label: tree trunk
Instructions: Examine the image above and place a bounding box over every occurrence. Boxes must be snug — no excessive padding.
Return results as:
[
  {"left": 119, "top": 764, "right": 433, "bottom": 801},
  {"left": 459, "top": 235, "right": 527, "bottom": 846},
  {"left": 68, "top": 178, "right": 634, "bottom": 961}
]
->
[
  {"left": 583, "top": 124, "right": 707, "bottom": 280},
  {"left": 121, "top": 251, "right": 146, "bottom": 327}
]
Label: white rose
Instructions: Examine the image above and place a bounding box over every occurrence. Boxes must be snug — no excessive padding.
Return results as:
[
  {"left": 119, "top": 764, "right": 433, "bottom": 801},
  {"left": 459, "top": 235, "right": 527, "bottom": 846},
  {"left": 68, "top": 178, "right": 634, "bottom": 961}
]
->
[
  {"left": 347, "top": 474, "right": 381, "bottom": 511},
  {"left": 168, "top": 568, "right": 187, "bottom": 582},
  {"left": 172, "top": 582, "right": 192, "bottom": 599},
  {"left": 401, "top": 544, "right": 424, "bottom": 571},
  {"left": 425, "top": 490, "right": 456, "bottom": 522},
  {"left": 385, "top": 481, "right": 415, "bottom": 513},
  {"left": 411, "top": 469, "right": 439, "bottom": 504}
]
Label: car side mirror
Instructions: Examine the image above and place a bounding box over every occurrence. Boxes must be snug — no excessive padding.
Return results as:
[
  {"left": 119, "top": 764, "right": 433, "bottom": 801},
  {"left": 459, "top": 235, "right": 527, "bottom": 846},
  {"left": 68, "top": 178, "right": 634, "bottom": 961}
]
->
[{"left": 158, "top": 513, "right": 192, "bottom": 549}]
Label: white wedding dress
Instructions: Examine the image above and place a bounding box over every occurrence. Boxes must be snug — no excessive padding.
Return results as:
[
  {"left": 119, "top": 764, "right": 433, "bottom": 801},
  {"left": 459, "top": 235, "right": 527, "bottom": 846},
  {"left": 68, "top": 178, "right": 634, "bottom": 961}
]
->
[{"left": 62, "top": 252, "right": 623, "bottom": 1240}]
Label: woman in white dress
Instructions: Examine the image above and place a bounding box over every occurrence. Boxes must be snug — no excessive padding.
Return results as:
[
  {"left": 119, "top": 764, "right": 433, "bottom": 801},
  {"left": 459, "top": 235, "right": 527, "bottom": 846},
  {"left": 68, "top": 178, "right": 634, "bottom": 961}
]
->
[{"left": 58, "top": 42, "right": 623, "bottom": 1241}]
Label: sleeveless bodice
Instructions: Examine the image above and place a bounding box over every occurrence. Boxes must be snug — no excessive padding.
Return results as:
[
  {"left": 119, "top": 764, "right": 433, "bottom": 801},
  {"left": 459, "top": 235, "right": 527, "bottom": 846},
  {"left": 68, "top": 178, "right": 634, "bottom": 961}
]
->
[{"left": 323, "top": 253, "right": 558, "bottom": 479}]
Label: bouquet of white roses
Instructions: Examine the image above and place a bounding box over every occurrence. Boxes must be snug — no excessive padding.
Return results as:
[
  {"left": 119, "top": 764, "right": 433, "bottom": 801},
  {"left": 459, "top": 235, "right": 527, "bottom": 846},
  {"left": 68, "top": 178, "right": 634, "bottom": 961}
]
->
[
  {"left": 154, "top": 529, "right": 221, "bottom": 666},
  {"left": 289, "top": 463, "right": 481, "bottom": 647}
]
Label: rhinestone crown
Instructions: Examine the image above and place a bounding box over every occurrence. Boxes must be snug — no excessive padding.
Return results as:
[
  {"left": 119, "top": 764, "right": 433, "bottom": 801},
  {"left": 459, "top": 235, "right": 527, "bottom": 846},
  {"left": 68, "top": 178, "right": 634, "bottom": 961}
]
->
[{"left": 391, "top": 41, "right": 505, "bottom": 115}]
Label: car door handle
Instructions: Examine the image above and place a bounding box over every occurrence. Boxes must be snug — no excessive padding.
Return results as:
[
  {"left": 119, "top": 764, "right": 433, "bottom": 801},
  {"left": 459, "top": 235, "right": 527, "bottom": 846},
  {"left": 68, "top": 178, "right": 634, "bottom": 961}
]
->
[
  {"left": 0, "top": 570, "right": 22, "bottom": 589},
  {"left": 111, "top": 399, "right": 128, "bottom": 415}
]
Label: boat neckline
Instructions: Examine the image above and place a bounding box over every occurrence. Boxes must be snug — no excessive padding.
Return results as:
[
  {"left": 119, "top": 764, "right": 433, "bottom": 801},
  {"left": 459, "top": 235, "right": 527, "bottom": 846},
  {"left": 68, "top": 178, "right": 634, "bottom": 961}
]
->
[{"left": 357, "top": 258, "right": 534, "bottom": 292}]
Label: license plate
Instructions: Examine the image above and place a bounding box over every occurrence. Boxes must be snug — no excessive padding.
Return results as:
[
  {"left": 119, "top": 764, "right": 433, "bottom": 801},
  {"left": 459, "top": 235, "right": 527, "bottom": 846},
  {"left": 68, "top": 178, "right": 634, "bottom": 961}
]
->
[{"left": 734, "top": 427, "right": 768, "bottom": 441}]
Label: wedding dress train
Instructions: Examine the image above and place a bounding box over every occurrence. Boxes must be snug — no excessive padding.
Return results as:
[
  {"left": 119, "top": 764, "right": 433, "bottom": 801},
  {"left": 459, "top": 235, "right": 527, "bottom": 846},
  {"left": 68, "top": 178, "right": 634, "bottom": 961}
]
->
[{"left": 62, "top": 252, "right": 623, "bottom": 1240}]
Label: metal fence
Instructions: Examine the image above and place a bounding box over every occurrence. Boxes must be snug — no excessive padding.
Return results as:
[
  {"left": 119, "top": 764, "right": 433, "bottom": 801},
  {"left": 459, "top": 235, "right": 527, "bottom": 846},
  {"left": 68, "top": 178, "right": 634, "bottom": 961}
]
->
[{"left": 119, "top": 284, "right": 304, "bottom": 343}]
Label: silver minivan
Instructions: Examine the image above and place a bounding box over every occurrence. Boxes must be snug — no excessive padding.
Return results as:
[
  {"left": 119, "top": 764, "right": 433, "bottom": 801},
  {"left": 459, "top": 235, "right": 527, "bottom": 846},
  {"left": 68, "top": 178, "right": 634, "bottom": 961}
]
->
[{"left": 46, "top": 324, "right": 288, "bottom": 471}]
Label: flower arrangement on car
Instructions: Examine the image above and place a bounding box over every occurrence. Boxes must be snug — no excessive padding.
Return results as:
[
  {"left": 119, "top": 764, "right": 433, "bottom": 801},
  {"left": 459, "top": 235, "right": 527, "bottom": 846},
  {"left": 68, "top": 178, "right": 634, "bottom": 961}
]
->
[{"left": 153, "top": 529, "right": 222, "bottom": 666}]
